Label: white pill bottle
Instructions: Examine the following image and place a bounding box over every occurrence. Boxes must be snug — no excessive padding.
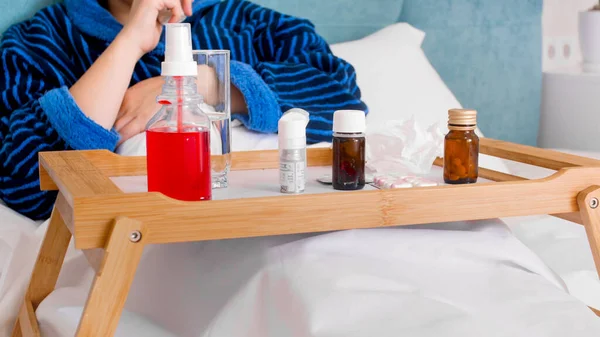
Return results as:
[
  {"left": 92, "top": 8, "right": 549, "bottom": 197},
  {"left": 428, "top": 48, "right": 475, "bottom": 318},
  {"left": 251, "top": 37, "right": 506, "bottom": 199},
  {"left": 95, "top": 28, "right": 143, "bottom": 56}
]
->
[{"left": 278, "top": 109, "right": 309, "bottom": 194}]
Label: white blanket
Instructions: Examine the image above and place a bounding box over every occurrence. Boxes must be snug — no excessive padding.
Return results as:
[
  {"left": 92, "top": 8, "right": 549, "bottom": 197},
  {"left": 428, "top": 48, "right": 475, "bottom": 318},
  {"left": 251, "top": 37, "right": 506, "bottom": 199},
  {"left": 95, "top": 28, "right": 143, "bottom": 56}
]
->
[
  {"left": 0, "top": 204, "right": 45, "bottom": 336},
  {"left": 500, "top": 149, "right": 600, "bottom": 310},
  {"left": 22, "top": 218, "right": 600, "bottom": 337}
]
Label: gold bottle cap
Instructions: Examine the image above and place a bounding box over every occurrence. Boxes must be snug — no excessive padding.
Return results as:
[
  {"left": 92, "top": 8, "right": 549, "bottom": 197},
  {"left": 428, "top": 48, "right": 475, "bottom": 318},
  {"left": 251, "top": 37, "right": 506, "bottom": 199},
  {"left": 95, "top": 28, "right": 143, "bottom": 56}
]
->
[{"left": 448, "top": 109, "right": 477, "bottom": 130}]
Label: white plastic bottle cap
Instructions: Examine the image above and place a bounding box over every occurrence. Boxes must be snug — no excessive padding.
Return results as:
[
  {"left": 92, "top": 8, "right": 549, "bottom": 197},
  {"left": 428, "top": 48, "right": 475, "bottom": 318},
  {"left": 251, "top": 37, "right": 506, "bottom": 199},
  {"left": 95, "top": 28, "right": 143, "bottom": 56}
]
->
[
  {"left": 333, "top": 110, "right": 366, "bottom": 133},
  {"left": 161, "top": 23, "right": 198, "bottom": 77},
  {"left": 278, "top": 108, "right": 309, "bottom": 149}
]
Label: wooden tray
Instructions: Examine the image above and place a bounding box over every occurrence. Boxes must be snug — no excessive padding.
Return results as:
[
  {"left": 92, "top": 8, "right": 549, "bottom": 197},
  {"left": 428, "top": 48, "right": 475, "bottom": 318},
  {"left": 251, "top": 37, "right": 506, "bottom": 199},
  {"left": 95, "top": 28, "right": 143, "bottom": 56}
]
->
[{"left": 11, "top": 138, "right": 600, "bottom": 337}]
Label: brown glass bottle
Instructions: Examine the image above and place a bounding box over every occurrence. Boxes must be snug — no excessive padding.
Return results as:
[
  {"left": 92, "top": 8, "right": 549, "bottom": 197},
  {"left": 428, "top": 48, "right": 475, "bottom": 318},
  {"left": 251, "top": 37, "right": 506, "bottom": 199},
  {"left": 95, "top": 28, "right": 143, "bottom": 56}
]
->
[
  {"left": 332, "top": 110, "right": 366, "bottom": 190},
  {"left": 333, "top": 134, "right": 366, "bottom": 190},
  {"left": 443, "top": 109, "right": 479, "bottom": 184}
]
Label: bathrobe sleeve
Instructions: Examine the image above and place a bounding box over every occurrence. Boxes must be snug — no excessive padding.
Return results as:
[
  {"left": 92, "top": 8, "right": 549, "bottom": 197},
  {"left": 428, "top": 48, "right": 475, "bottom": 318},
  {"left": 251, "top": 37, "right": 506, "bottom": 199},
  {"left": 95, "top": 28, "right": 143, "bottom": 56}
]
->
[
  {"left": 200, "top": 0, "right": 368, "bottom": 144},
  {"left": 0, "top": 27, "right": 119, "bottom": 220}
]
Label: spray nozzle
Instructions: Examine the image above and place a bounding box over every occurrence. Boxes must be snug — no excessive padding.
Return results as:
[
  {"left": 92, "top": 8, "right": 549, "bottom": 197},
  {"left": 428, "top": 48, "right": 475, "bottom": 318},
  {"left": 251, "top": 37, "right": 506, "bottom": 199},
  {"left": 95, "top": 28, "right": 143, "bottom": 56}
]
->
[
  {"left": 161, "top": 23, "right": 197, "bottom": 77},
  {"left": 158, "top": 8, "right": 187, "bottom": 25},
  {"left": 278, "top": 108, "right": 310, "bottom": 149}
]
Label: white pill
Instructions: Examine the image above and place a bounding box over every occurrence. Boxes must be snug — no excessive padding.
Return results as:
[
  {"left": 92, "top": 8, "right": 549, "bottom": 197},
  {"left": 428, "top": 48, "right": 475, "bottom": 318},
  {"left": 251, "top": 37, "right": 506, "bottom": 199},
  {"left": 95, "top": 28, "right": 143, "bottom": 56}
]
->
[
  {"left": 391, "top": 182, "right": 413, "bottom": 188},
  {"left": 416, "top": 181, "right": 438, "bottom": 187},
  {"left": 418, "top": 178, "right": 438, "bottom": 184},
  {"left": 317, "top": 174, "right": 332, "bottom": 184}
]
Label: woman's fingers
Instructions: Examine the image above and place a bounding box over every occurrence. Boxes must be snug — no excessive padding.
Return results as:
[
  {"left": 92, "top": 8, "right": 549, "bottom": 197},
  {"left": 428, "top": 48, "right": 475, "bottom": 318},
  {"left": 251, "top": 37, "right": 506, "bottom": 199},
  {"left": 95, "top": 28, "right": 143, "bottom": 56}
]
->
[
  {"left": 156, "top": 0, "right": 184, "bottom": 23},
  {"left": 165, "top": 0, "right": 193, "bottom": 23},
  {"left": 181, "top": 0, "right": 193, "bottom": 16},
  {"left": 114, "top": 112, "right": 134, "bottom": 132},
  {"left": 168, "top": 7, "right": 185, "bottom": 23},
  {"left": 118, "top": 117, "right": 144, "bottom": 145},
  {"left": 159, "top": 0, "right": 185, "bottom": 23}
]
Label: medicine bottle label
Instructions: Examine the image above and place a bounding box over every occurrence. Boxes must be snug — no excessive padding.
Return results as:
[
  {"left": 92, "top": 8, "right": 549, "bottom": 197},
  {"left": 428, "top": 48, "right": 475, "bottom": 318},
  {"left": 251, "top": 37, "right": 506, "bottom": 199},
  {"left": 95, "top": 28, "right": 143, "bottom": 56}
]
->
[{"left": 280, "top": 161, "right": 305, "bottom": 193}]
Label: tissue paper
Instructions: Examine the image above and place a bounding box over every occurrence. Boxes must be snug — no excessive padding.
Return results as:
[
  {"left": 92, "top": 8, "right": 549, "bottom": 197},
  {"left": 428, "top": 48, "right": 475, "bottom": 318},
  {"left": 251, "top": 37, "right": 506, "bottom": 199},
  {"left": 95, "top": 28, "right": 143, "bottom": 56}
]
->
[{"left": 365, "top": 117, "right": 445, "bottom": 175}]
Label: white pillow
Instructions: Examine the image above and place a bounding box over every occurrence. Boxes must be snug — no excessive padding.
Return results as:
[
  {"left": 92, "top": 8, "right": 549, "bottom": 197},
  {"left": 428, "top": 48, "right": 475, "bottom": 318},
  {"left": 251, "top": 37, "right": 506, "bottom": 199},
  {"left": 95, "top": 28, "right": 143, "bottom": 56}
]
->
[{"left": 330, "top": 22, "right": 462, "bottom": 130}]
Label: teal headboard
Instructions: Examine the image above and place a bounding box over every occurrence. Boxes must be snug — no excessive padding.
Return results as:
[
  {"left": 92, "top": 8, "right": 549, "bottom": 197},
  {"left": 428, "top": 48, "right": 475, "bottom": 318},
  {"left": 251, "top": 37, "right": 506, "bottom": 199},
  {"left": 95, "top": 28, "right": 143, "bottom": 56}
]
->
[
  {"left": 252, "top": 0, "right": 543, "bottom": 146},
  {"left": 400, "top": 0, "right": 543, "bottom": 146},
  {"left": 0, "top": 0, "right": 58, "bottom": 34},
  {"left": 1, "top": 0, "right": 543, "bottom": 145}
]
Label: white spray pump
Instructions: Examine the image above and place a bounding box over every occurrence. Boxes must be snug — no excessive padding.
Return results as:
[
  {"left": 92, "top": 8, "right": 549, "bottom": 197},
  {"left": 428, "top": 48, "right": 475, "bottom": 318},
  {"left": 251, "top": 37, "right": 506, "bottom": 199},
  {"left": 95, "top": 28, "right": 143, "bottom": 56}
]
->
[
  {"left": 149, "top": 23, "right": 205, "bottom": 133},
  {"left": 161, "top": 23, "right": 197, "bottom": 77},
  {"left": 278, "top": 108, "right": 309, "bottom": 194}
]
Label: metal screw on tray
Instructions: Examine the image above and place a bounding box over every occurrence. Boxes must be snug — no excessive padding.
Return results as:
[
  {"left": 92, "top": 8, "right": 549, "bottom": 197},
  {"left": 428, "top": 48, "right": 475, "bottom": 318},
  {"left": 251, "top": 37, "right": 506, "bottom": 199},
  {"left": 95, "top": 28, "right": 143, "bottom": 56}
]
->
[
  {"left": 591, "top": 197, "right": 599, "bottom": 209},
  {"left": 129, "top": 230, "right": 142, "bottom": 243}
]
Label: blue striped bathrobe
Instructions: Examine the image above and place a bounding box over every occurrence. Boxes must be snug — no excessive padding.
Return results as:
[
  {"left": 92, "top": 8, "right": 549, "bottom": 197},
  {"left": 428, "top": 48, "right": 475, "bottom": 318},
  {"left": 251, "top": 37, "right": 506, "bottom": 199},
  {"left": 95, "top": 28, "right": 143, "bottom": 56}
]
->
[{"left": 0, "top": 0, "right": 367, "bottom": 219}]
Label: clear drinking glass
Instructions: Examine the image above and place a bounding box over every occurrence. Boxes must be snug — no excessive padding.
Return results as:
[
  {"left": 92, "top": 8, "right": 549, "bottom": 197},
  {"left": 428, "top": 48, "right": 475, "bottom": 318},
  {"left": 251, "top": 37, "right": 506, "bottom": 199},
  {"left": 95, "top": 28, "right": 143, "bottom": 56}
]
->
[{"left": 193, "top": 50, "right": 231, "bottom": 189}]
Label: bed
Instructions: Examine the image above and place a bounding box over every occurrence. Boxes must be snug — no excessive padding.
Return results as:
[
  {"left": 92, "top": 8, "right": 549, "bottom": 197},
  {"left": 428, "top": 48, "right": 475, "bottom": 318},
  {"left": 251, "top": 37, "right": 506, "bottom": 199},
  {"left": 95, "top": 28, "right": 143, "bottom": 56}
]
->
[{"left": 3, "top": 0, "right": 600, "bottom": 336}]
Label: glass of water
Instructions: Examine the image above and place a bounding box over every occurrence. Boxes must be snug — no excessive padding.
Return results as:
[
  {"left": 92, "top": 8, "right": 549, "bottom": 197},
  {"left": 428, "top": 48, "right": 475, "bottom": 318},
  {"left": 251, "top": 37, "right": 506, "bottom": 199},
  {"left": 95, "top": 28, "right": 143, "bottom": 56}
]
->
[{"left": 193, "top": 50, "right": 231, "bottom": 189}]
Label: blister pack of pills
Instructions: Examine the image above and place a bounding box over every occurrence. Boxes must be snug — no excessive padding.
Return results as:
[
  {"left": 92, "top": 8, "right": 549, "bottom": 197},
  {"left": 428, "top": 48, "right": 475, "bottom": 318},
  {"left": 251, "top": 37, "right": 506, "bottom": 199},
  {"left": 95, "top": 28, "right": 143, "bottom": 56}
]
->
[{"left": 372, "top": 175, "right": 438, "bottom": 189}]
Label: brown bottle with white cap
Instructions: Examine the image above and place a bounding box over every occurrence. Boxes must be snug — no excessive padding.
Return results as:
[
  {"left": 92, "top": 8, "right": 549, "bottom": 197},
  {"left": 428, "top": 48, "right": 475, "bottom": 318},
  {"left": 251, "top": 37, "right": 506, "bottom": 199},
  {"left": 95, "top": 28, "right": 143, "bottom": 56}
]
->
[
  {"left": 443, "top": 109, "right": 479, "bottom": 184},
  {"left": 332, "top": 110, "right": 366, "bottom": 190}
]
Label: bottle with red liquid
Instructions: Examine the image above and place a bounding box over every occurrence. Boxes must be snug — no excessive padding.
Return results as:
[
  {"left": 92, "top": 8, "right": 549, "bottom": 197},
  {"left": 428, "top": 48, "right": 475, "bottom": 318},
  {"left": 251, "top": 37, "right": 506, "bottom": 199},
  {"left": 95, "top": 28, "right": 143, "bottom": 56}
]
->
[{"left": 146, "top": 23, "right": 212, "bottom": 201}]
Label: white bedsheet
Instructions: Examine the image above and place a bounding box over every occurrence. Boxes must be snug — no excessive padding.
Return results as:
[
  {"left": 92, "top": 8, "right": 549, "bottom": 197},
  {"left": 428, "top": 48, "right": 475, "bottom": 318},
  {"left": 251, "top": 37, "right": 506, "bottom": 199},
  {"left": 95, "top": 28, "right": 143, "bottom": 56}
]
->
[
  {"left": 2, "top": 163, "right": 600, "bottom": 336},
  {"left": 33, "top": 222, "right": 600, "bottom": 337},
  {"left": 500, "top": 149, "right": 600, "bottom": 310}
]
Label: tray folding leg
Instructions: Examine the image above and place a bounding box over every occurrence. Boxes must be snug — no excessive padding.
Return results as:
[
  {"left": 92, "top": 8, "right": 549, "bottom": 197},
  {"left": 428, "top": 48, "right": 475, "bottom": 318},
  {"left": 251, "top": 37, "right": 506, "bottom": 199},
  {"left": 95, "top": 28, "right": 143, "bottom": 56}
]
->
[
  {"left": 578, "top": 186, "right": 600, "bottom": 279},
  {"left": 76, "top": 217, "right": 146, "bottom": 336},
  {"left": 11, "top": 194, "right": 72, "bottom": 337},
  {"left": 11, "top": 213, "right": 147, "bottom": 337},
  {"left": 578, "top": 186, "right": 600, "bottom": 317}
]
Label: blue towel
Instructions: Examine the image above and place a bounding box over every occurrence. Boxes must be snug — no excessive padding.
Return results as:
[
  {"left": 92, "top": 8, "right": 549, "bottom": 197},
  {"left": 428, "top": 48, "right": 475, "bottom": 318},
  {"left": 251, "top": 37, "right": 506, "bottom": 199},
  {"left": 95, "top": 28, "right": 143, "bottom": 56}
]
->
[{"left": 0, "top": 0, "right": 367, "bottom": 219}]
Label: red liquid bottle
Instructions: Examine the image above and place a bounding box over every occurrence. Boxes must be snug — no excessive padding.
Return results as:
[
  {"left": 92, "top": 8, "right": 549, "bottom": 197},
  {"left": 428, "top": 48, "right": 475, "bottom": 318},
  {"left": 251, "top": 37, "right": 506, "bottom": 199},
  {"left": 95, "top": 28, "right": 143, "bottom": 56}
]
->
[
  {"left": 147, "top": 126, "right": 212, "bottom": 201},
  {"left": 145, "top": 23, "right": 212, "bottom": 201}
]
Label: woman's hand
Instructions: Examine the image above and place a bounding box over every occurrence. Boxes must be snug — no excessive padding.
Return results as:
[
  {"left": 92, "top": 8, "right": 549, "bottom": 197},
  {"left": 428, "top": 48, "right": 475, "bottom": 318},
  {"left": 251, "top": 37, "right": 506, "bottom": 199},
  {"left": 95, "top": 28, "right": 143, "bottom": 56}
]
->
[
  {"left": 121, "top": 0, "right": 193, "bottom": 57},
  {"left": 197, "top": 64, "right": 219, "bottom": 107},
  {"left": 70, "top": 0, "right": 193, "bottom": 131},
  {"left": 115, "top": 65, "right": 233, "bottom": 144},
  {"left": 115, "top": 76, "right": 164, "bottom": 144},
  {"left": 197, "top": 65, "right": 248, "bottom": 114}
]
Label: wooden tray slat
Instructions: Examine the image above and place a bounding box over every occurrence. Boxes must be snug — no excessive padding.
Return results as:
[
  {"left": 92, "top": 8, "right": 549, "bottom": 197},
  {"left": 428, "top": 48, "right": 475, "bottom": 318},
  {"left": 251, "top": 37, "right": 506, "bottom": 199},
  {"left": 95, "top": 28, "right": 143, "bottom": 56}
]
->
[
  {"left": 73, "top": 148, "right": 333, "bottom": 178},
  {"left": 432, "top": 157, "right": 524, "bottom": 182},
  {"left": 480, "top": 138, "right": 600, "bottom": 170},
  {"left": 433, "top": 157, "right": 583, "bottom": 224},
  {"left": 69, "top": 167, "right": 600, "bottom": 249},
  {"left": 39, "top": 151, "right": 122, "bottom": 205}
]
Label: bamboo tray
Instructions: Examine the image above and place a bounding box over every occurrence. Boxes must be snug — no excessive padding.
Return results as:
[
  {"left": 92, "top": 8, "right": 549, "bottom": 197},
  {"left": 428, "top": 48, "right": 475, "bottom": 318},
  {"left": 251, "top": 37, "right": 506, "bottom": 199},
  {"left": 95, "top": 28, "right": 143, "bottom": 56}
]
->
[{"left": 11, "top": 138, "right": 600, "bottom": 337}]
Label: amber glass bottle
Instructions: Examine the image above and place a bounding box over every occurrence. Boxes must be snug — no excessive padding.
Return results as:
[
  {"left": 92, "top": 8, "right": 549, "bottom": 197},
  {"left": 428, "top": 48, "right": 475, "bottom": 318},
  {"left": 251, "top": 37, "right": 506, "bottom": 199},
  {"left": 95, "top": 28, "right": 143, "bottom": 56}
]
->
[
  {"left": 443, "top": 109, "right": 479, "bottom": 184},
  {"left": 332, "top": 110, "right": 366, "bottom": 190}
]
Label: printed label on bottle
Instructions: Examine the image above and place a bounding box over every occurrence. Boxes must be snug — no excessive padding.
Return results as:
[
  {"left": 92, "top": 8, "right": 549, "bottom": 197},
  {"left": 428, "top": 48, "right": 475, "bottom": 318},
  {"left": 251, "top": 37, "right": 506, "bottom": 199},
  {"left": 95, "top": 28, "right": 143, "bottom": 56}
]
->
[{"left": 280, "top": 161, "right": 305, "bottom": 193}]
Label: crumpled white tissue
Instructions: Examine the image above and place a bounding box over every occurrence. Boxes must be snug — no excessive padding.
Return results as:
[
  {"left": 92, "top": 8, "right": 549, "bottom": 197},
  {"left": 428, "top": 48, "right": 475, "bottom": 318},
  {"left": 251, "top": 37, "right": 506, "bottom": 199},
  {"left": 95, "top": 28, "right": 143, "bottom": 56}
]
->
[{"left": 366, "top": 117, "right": 445, "bottom": 175}]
